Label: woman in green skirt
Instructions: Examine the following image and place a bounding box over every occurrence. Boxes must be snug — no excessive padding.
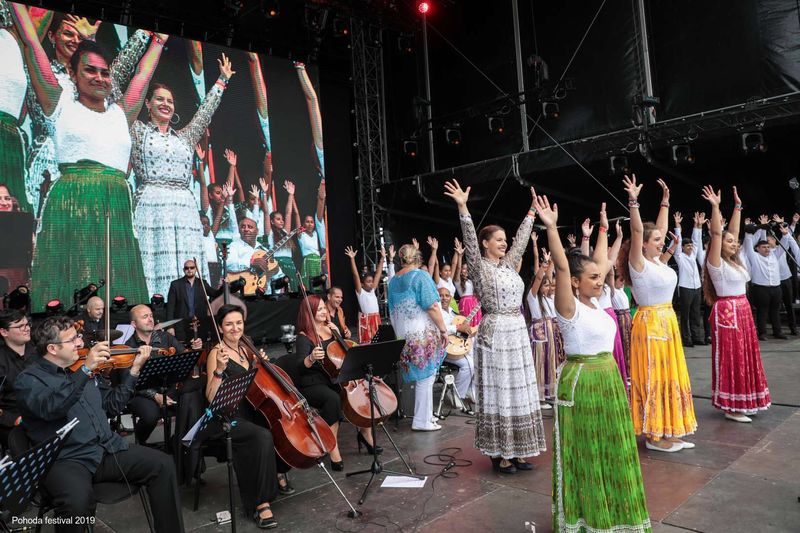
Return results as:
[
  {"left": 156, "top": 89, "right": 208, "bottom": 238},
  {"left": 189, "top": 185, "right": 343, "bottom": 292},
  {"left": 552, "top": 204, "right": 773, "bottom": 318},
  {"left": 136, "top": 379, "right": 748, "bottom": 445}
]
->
[
  {"left": 533, "top": 192, "right": 651, "bottom": 533},
  {"left": 12, "top": 4, "right": 166, "bottom": 310}
]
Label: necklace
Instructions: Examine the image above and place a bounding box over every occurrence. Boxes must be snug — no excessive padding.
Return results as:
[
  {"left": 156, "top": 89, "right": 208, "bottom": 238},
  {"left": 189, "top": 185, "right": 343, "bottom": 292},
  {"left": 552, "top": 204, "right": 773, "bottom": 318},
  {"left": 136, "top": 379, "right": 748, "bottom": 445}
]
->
[{"left": 222, "top": 339, "right": 245, "bottom": 362}]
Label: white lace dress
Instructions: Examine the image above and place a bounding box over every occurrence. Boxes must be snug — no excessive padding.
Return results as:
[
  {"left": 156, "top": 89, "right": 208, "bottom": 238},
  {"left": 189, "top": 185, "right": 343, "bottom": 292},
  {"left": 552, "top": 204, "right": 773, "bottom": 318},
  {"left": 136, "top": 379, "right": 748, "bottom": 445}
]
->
[
  {"left": 130, "top": 82, "right": 225, "bottom": 297},
  {"left": 460, "top": 213, "right": 546, "bottom": 458}
]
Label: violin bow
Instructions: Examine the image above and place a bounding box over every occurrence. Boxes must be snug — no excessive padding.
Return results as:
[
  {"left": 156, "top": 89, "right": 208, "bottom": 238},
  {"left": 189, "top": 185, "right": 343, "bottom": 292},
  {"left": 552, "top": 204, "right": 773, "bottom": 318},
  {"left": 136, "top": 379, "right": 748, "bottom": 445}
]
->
[
  {"left": 295, "top": 272, "right": 325, "bottom": 356},
  {"left": 193, "top": 256, "right": 225, "bottom": 350},
  {"left": 104, "top": 210, "right": 111, "bottom": 348}
]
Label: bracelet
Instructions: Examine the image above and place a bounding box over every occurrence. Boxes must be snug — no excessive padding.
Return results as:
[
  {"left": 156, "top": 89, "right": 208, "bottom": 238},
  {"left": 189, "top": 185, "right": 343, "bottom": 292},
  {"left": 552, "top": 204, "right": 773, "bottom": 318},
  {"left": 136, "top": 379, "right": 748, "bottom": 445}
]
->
[
  {"left": 153, "top": 35, "right": 165, "bottom": 46},
  {"left": 734, "top": 204, "right": 743, "bottom": 210},
  {"left": 213, "top": 370, "right": 224, "bottom": 379},
  {"left": 80, "top": 364, "right": 92, "bottom": 376},
  {"left": 528, "top": 208, "right": 536, "bottom": 216},
  {"left": 598, "top": 226, "right": 607, "bottom": 233},
  {"left": 667, "top": 250, "right": 674, "bottom": 255},
  {"left": 628, "top": 201, "right": 640, "bottom": 208},
  {"left": 582, "top": 236, "right": 590, "bottom": 241},
  {"left": 215, "top": 80, "right": 227, "bottom": 90},
  {"left": 661, "top": 202, "right": 670, "bottom": 208}
]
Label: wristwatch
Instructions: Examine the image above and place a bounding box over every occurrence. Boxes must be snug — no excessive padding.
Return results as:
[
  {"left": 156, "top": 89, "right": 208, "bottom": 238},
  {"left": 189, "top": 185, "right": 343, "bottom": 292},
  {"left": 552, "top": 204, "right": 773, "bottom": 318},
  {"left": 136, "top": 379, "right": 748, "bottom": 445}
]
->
[{"left": 213, "top": 370, "right": 225, "bottom": 379}]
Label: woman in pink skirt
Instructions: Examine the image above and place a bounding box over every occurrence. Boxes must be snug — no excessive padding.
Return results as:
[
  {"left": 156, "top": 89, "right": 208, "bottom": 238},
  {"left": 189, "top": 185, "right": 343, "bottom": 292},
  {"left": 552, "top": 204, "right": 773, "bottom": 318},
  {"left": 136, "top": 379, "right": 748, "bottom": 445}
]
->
[{"left": 701, "top": 185, "right": 770, "bottom": 422}]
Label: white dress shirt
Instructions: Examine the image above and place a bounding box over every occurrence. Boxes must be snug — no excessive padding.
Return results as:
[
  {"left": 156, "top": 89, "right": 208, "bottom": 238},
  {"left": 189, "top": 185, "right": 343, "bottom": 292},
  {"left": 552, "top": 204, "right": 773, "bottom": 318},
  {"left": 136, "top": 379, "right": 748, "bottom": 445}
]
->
[
  {"left": 743, "top": 232, "right": 782, "bottom": 287},
  {"left": 755, "top": 229, "right": 799, "bottom": 281},
  {"left": 673, "top": 227, "right": 702, "bottom": 289},
  {"left": 692, "top": 227, "right": 706, "bottom": 268}
]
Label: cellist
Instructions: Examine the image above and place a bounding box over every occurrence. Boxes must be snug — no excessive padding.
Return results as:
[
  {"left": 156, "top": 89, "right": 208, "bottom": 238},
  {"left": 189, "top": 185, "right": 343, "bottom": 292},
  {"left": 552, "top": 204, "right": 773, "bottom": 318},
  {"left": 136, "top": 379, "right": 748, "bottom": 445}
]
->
[
  {"left": 283, "top": 295, "right": 382, "bottom": 472},
  {"left": 204, "top": 304, "right": 279, "bottom": 530}
]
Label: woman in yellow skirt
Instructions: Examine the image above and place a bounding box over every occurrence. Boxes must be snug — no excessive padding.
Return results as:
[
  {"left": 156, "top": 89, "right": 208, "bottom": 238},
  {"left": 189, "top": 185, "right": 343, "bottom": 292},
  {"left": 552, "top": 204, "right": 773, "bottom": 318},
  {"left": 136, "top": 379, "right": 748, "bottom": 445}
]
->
[{"left": 619, "top": 174, "right": 697, "bottom": 452}]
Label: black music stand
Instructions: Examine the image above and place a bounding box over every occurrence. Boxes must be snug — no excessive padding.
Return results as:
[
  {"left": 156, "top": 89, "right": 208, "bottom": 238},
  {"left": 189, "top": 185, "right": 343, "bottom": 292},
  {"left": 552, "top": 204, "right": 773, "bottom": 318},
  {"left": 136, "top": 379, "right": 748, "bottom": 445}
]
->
[
  {"left": 135, "top": 350, "right": 202, "bottom": 454},
  {"left": 340, "top": 340, "right": 422, "bottom": 505},
  {"left": 0, "top": 419, "right": 77, "bottom": 532},
  {"left": 183, "top": 369, "right": 256, "bottom": 533}
]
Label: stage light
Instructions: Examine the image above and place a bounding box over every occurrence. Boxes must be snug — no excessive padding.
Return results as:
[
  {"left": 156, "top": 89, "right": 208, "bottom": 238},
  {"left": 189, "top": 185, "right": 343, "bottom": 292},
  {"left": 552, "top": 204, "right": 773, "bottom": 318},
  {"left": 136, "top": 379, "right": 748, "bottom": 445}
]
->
[
  {"left": 4, "top": 285, "right": 29, "bottom": 311},
  {"left": 46, "top": 299, "right": 63, "bottom": 315},
  {"left": 397, "top": 34, "right": 414, "bottom": 54},
  {"left": 671, "top": 144, "right": 695, "bottom": 166},
  {"left": 609, "top": 155, "right": 630, "bottom": 176},
  {"left": 271, "top": 276, "right": 290, "bottom": 293},
  {"left": 261, "top": 0, "right": 280, "bottom": 17},
  {"left": 111, "top": 296, "right": 128, "bottom": 312},
  {"left": 488, "top": 116, "right": 505, "bottom": 136},
  {"left": 333, "top": 16, "right": 349, "bottom": 37},
  {"left": 229, "top": 277, "right": 247, "bottom": 294},
  {"left": 310, "top": 274, "right": 328, "bottom": 289},
  {"left": 403, "top": 139, "right": 419, "bottom": 158},
  {"left": 445, "top": 124, "right": 462, "bottom": 146},
  {"left": 741, "top": 132, "right": 767, "bottom": 154},
  {"left": 280, "top": 324, "right": 296, "bottom": 353},
  {"left": 150, "top": 294, "right": 165, "bottom": 309},
  {"left": 417, "top": 1, "right": 430, "bottom": 15},
  {"left": 73, "top": 282, "right": 98, "bottom": 304},
  {"left": 542, "top": 101, "right": 559, "bottom": 120}
]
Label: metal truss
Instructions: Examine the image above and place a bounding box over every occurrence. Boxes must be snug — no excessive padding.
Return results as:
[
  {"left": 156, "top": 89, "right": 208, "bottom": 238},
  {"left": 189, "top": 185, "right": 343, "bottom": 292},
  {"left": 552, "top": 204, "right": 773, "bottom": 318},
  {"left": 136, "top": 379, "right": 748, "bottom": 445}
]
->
[{"left": 351, "top": 19, "right": 389, "bottom": 271}]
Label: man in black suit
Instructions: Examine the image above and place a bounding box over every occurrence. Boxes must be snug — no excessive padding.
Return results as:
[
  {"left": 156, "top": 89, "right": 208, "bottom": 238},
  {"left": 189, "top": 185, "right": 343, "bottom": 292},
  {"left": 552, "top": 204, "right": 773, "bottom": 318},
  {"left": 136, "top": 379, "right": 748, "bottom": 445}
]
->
[{"left": 166, "top": 259, "right": 219, "bottom": 341}]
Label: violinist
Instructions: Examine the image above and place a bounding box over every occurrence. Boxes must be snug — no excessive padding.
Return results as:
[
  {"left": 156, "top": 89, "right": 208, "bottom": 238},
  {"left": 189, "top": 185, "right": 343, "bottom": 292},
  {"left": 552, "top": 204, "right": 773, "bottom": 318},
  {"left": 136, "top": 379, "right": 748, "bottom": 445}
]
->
[
  {"left": 205, "top": 304, "right": 279, "bottom": 529},
  {"left": 125, "top": 304, "right": 203, "bottom": 446},
  {"left": 285, "top": 295, "right": 381, "bottom": 471},
  {"left": 14, "top": 316, "right": 184, "bottom": 532}
]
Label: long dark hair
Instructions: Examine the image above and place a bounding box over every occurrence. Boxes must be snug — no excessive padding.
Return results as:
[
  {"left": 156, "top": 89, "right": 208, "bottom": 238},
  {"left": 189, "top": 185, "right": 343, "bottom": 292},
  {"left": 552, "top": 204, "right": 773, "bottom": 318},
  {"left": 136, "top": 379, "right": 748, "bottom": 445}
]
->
[
  {"left": 69, "top": 40, "right": 112, "bottom": 76},
  {"left": 567, "top": 250, "right": 597, "bottom": 298},
  {"left": 703, "top": 231, "right": 746, "bottom": 305}
]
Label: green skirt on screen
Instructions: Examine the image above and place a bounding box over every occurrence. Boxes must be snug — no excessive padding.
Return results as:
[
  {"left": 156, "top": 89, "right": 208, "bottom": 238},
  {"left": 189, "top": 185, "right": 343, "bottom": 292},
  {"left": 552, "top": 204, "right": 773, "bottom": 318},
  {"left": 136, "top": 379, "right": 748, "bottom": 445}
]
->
[{"left": 0, "top": 111, "right": 32, "bottom": 213}]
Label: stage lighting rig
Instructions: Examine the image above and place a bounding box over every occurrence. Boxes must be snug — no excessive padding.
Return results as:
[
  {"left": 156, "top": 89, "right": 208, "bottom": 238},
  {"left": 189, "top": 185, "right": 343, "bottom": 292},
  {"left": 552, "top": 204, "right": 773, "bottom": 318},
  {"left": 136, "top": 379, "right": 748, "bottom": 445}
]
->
[
  {"left": 671, "top": 144, "right": 695, "bottom": 166},
  {"left": 741, "top": 132, "right": 767, "bottom": 154},
  {"left": 397, "top": 33, "right": 414, "bottom": 54},
  {"left": 609, "top": 155, "right": 630, "bottom": 176},
  {"left": 333, "top": 16, "right": 349, "bottom": 37},
  {"left": 403, "top": 139, "right": 419, "bottom": 158},
  {"left": 4, "top": 286, "right": 29, "bottom": 311},
  {"left": 488, "top": 116, "right": 505, "bottom": 136},
  {"left": 310, "top": 274, "right": 328, "bottom": 290},
  {"left": 111, "top": 296, "right": 128, "bottom": 312},
  {"left": 46, "top": 299, "right": 64, "bottom": 315},
  {"left": 542, "top": 101, "right": 560, "bottom": 120},
  {"left": 445, "top": 124, "right": 462, "bottom": 146},
  {"left": 150, "top": 294, "right": 165, "bottom": 310},
  {"left": 417, "top": 1, "right": 431, "bottom": 15},
  {"left": 260, "top": 0, "right": 280, "bottom": 18}
]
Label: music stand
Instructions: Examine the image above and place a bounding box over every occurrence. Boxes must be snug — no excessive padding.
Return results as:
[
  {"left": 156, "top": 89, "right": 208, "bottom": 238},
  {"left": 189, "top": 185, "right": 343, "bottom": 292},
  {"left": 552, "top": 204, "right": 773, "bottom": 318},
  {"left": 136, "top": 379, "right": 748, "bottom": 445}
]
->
[
  {"left": 136, "top": 350, "right": 202, "bottom": 475},
  {"left": 339, "top": 340, "right": 423, "bottom": 505},
  {"left": 183, "top": 369, "right": 255, "bottom": 533},
  {"left": 0, "top": 419, "right": 78, "bottom": 530}
]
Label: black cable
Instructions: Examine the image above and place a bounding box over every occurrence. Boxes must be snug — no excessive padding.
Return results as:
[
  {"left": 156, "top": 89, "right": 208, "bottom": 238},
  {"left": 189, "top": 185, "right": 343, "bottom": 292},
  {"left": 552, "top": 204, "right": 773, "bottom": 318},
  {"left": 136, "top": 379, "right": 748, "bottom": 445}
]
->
[{"left": 407, "top": 447, "right": 473, "bottom": 533}]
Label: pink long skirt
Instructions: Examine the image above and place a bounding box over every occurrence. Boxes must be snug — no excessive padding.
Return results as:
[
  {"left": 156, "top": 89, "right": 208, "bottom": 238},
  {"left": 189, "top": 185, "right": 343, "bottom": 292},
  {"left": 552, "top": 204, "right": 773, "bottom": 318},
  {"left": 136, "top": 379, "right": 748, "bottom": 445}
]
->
[
  {"left": 604, "top": 307, "right": 629, "bottom": 386},
  {"left": 710, "top": 295, "right": 771, "bottom": 412},
  {"left": 458, "top": 294, "right": 482, "bottom": 327}
]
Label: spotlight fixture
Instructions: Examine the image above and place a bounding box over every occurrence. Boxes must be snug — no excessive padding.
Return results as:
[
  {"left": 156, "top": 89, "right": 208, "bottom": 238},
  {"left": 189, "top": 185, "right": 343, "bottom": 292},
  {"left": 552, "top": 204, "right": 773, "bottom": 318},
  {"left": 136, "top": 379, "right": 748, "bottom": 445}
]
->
[
  {"left": 310, "top": 274, "right": 328, "bottom": 289},
  {"left": 403, "top": 139, "right": 419, "bottom": 158},
  {"left": 280, "top": 324, "right": 296, "bottom": 353},
  {"left": 488, "top": 116, "right": 505, "bottom": 136},
  {"left": 73, "top": 282, "right": 99, "bottom": 304},
  {"left": 271, "top": 276, "right": 290, "bottom": 293},
  {"left": 741, "top": 132, "right": 767, "bottom": 154},
  {"left": 46, "top": 299, "right": 63, "bottom": 315},
  {"left": 111, "top": 296, "right": 128, "bottom": 312},
  {"left": 445, "top": 124, "right": 462, "bottom": 146},
  {"left": 332, "top": 16, "right": 349, "bottom": 37},
  {"left": 261, "top": 0, "right": 280, "bottom": 17},
  {"left": 609, "top": 155, "right": 630, "bottom": 176},
  {"left": 4, "top": 285, "right": 30, "bottom": 311},
  {"left": 397, "top": 33, "right": 414, "bottom": 54},
  {"left": 228, "top": 277, "right": 246, "bottom": 295},
  {"left": 150, "top": 294, "right": 165, "bottom": 309},
  {"left": 671, "top": 144, "right": 695, "bottom": 166},
  {"left": 416, "top": 1, "right": 431, "bottom": 15},
  {"left": 542, "top": 101, "right": 560, "bottom": 120}
]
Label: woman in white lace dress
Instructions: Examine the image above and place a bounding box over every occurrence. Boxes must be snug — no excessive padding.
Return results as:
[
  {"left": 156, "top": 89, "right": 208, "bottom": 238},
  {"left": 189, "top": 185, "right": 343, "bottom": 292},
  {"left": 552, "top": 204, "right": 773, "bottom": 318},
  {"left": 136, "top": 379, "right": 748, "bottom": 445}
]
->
[
  {"left": 444, "top": 179, "right": 546, "bottom": 474},
  {"left": 131, "top": 54, "right": 234, "bottom": 298}
]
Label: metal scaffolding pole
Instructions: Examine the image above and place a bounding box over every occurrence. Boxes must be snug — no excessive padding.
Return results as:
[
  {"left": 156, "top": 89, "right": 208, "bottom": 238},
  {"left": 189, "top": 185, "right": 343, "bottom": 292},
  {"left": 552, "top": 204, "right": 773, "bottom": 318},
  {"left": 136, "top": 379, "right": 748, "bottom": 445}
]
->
[
  {"left": 351, "top": 19, "right": 389, "bottom": 275},
  {"left": 511, "top": 0, "right": 529, "bottom": 151}
]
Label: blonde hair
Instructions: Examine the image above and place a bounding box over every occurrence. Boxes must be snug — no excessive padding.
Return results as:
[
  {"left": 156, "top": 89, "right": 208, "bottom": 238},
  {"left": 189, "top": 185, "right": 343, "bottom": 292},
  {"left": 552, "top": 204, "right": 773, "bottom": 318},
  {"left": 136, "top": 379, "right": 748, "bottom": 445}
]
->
[{"left": 398, "top": 244, "right": 422, "bottom": 266}]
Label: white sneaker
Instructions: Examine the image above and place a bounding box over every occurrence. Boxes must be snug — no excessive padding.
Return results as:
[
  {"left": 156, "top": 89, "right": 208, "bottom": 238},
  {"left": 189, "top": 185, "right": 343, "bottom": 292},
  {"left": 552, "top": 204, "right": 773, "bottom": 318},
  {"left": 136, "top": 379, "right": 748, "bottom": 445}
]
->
[
  {"left": 678, "top": 440, "right": 695, "bottom": 449},
  {"left": 725, "top": 413, "right": 752, "bottom": 423},
  {"left": 412, "top": 422, "right": 442, "bottom": 432},
  {"left": 645, "top": 440, "right": 683, "bottom": 453},
  {"left": 540, "top": 402, "right": 553, "bottom": 410}
]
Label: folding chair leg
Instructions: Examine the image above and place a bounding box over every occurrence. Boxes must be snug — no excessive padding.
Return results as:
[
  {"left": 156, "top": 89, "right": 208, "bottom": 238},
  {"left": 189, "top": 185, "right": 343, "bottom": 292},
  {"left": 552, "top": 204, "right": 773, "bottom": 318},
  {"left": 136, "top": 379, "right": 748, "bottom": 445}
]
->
[{"left": 140, "top": 490, "right": 155, "bottom": 533}]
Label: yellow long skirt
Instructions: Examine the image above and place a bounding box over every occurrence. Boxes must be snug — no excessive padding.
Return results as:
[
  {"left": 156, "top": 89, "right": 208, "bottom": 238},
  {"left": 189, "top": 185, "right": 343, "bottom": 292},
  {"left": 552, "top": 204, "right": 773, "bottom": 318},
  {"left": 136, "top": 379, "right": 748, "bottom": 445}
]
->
[{"left": 630, "top": 303, "right": 697, "bottom": 440}]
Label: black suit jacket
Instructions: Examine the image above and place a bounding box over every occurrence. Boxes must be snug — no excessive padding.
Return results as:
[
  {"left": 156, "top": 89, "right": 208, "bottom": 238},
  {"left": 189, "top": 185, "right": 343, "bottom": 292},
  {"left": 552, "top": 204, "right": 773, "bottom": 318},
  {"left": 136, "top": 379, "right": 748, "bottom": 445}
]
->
[{"left": 166, "top": 277, "right": 220, "bottom": 321}]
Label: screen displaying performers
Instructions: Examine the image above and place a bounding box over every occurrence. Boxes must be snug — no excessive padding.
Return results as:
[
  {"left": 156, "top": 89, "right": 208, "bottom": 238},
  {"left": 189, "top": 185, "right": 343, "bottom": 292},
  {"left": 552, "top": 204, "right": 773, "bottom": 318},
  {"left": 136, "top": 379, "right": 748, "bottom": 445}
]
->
[{"left": 0, "top": 1, "right": 329, "bottom": 311}]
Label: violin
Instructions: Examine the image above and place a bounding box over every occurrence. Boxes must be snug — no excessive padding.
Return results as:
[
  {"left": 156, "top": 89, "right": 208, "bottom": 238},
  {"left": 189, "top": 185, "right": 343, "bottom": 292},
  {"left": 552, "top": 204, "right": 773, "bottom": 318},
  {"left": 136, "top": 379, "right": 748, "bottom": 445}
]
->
[
  {"left": 238, "top": 335, "right": 336, "bottom": 469},
  {"left": 323, "top": 324, "right": 398, "bottom": 428},
  {"left": 68, "top": 345, "right": 175, "bottom": 373}
]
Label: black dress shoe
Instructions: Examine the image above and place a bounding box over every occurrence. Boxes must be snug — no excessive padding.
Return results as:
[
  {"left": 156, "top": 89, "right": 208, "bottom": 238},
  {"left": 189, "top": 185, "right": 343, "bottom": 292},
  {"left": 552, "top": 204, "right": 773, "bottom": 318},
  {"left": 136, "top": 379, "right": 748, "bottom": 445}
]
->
[
  {"left": 510, "top": 458, "right": 534, "bottom": 471},
  {"left": 693, "top": 340, "right": 707, "bottom": 346},
  {"left": 758, "top": 335, "right": 768, "bottom": 341},
  {"left": 277, "top": 473, "right": 295, "bottom": 495},
  {"left": 704, "top": 336, "right": 712, "bottom": 344},
  {"left": 330, "top": 459, "right": 344, "bottom": 471},
  {"left": 683, "top": 341, "right": 694, "bottom": 348},
  {"left": 774, "top": 334, "right": 788, "bottom": 340}
]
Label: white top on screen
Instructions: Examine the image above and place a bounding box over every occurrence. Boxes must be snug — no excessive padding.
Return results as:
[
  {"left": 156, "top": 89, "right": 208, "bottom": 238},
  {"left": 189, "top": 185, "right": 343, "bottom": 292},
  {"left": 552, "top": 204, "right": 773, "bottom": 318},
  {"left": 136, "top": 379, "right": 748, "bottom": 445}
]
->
[{"left": 0, "top": 29, "right": 27, "bottom": 118}]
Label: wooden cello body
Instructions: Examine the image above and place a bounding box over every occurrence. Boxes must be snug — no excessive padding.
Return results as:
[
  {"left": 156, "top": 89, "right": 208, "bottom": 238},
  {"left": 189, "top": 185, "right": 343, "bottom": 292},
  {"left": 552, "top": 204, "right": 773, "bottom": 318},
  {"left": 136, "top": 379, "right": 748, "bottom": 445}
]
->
[
  {"left": 323, "top": 333, "right": 398, "bottom": 428},
  {"left": 240, "top": 336, "right": 336, "bottom": 469}
]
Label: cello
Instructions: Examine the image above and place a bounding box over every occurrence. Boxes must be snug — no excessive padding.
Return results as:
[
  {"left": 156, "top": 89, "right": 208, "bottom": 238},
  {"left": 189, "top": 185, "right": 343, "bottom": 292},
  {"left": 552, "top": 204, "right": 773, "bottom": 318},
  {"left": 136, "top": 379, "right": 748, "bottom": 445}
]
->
[{"left": 323, "top": 327, "right": 398, "bottom": 428}]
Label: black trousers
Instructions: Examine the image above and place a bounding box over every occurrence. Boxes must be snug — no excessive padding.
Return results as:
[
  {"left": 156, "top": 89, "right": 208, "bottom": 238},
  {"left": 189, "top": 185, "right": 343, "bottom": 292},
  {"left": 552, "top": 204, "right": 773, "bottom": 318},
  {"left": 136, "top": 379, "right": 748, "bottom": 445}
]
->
[
  {"left": 226, "top": 418, "right": 279, "bottom": 515},
  {"left": 779, "top": 278, "right": 797, "bottom": 332},
  {"left": 679, "top": 287, "right": 705, "bottom": 343},
  {"left": 750, "top": 284, "right": 782, "bottom": 336},
  {"left": 300, "top": 383, "right": 342, "bottom": 426},
  {"left": 42, "top": 446, "right": 183, "bottom": 533}
]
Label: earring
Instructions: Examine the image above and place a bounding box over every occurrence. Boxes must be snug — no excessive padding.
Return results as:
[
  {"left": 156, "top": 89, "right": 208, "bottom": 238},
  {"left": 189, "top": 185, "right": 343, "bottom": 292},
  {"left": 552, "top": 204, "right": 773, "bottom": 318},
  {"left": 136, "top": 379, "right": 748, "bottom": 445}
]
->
[{"left": 170, "top": 112, "right": 180, "bottom": 125}]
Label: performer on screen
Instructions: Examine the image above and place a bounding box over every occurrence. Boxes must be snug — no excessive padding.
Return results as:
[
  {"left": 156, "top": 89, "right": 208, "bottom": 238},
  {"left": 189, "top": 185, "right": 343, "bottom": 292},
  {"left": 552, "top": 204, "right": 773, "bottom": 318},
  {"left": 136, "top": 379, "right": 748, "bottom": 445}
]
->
[
  {"left": 18, "top": 8, "right": 151, "bottom": 212},
  {"left": 12, "top": 4, "right": 165, "bottom": 311},
  {"left": 295, "top": 181, "right": 327, "bottom": 289},
  {"left": 227, "top": 217, "right": 285, "bottom": 296},
  {"left": 294, "top": 61, "right": 324, "bottom": 180},
  {"left": 264, "top": 179, "right": 300, "bottom": 292},
  {"left": 131, "top": 53, "right": 235, "bottom": 299}
]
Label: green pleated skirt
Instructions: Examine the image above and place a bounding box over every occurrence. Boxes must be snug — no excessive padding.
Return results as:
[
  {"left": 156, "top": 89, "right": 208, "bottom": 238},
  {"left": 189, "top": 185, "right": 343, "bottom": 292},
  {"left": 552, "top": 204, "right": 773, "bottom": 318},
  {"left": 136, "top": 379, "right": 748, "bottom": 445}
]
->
[
  {"left": 301, "top": 253, "right": 321, "bottom": 289},
  {"left": 30, "top": 161, "right": 149, "bottom": 311},
  {"left": 553, "top": 353, "right": 651, "bottom": 533},
  {"left": 0, "top": 111, "right": 32, "bottom": 213},
  {"left": 275, "top": 256, "right": 299, "bottom": 292}
]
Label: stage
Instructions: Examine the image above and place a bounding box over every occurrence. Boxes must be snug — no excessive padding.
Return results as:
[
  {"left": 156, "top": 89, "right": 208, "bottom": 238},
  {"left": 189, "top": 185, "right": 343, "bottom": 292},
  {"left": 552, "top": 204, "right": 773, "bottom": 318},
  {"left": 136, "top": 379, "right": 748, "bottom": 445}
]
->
[{"left": 11, "top": 337, "right": 795, "bottom": 533}]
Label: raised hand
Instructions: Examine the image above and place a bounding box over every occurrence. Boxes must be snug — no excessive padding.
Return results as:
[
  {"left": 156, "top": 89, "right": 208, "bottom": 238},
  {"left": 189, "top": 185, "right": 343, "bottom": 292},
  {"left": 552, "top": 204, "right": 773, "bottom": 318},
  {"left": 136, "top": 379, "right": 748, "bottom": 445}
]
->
[
  {"left": 388, "top": 244, "right": 396, "bottom": 261},
  {"left": 581, "top": 218, "right": 594, "bottom": 237},
  {"left": 194, "top": 144, "right": 205, "bottom": 160},
  {"left": 701, "top": 185, "right": 721, "bottom": 207},
  {"left": 531, "top": 231, "right": 538, "bottom": 245},
  {"left": 318, "top": 179, "right": 326, "bottom": 200},
  {"left": 732, "top": 185, "right": 741, "bottom": 206},
  {"left": 218, "top": 53, "right": 236, "bottom": 80},
  {"left": 567, "top": 234, "right": 577, "bottom": 247},
  {"left": 599, "top": 202, "right": 608, "bottom": 229},
  {"left": 443, "top": 179, "right": 470, "bottom": 206},
  {"left": 221, "top": 182, "right": 236, "bottom": 201},
  {"left": 412, "top": 238, "right": 419, "bottom": 250},
  {"left": 674, "top": 211, "right": 683, "bottom": 226},
  {"left": 224, "top": 148, "right": 237, "bottom": 166},
  {"left": 453, "top": 238, "right": 464, "bottom": 255},
  {"left": 667, "top": 231, "right": 679, "bottom": 250},
  {"left": 344, "top": 246, "right": 358, "bottom": 259},
  {"left": 541, "top": 249, "right": 552, "bottom": 264},
  {"left": 616, "top": 219, "right": 623, "bottom": 237},
  {"left": 780, "top": 223, "right": 790, "bottom": 235},
  {"left": 657, "top": 178, "right": 670, "bottom": 203},
  {"left": 531, "top": 190, "right": 558, "bottom": 228},
  {"left": 427, "top": 236, "right": 439, "bottom": 251},
  {"left": 64, "top": 15, "right": 101, "bottom": 40},
  {"left": 380, "top": 246, "right": 386, "bottom": 259},
  {"left": 622, "top": 173, "right": 643, "bottom": 200},
  {"left": 772, "top": 214, "right": 785, "bottom": 224},
  {"left": 758, "top": 214, "right": 769, "bottom": 225},
  {"left": 259, "top": 177, "right": 270, "bottom": 193},
  {"left": 283, "top": 180, "right": 295, "bottom": 195},
  {"left": 249, "top": 184, "right": 259, "bottom": 198}
]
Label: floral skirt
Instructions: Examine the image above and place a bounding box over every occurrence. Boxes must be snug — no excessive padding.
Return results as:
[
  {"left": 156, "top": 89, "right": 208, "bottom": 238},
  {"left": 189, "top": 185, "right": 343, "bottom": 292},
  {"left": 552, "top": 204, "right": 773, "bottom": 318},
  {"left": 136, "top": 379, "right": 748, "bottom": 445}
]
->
[
  {"left": 553, "top": 353, "right": 651, "bottom": 533},
  {"left": 711, "top": 295, "right": 771, "bottom": 413},
  {"left": 30, "top": 162, "right": 148, "bottom": 311},
  {"left": 0, "top": 111, "right": 31, "bottom": 213},
  {"left": 529, "top": 317, "right": 564, "bottom": 399},
  {"left": 615, "top": 309, "right": 633, "bottom": 377},
  {"left": 630, "top": 304, "right": 696, "bottom": 440}
]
